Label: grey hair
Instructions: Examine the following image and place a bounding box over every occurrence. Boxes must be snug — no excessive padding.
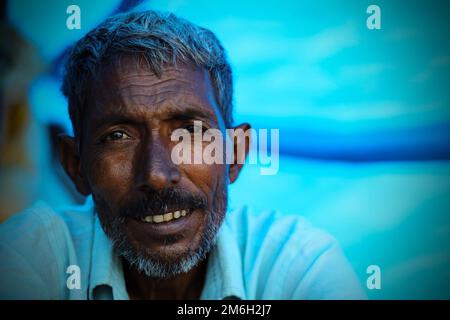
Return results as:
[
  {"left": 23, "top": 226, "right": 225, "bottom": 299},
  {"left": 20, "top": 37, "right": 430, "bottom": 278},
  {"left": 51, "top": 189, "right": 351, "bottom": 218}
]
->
[{"left": 61, "top": 10, "right": 233, "bottom": 138}]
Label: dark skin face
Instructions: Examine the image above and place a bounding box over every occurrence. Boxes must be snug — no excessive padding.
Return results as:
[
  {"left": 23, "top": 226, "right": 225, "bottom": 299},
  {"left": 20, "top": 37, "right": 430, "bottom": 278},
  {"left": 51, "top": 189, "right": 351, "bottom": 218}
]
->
[{"left": 59, "top": 58, "right": 250, "bottom": 299}]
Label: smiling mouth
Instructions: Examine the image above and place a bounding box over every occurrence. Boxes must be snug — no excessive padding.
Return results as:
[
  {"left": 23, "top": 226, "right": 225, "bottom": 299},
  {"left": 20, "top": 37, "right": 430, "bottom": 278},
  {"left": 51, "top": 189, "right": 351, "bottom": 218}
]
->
[{"left": 139, "top": 209, "right": 191, "bottom": 224}]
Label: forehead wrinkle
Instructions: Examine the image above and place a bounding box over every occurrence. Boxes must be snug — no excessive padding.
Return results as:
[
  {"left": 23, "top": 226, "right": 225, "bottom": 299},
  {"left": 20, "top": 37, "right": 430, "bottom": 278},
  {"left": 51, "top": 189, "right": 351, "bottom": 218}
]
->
[
  {"left": 92, "top": 62, "right": 221, "bottom": 125},
  {"left": 94, "top": 103, "right": 216, "bottom": 129},
  {"left": 117, "top": 78, "right": 195, "bottom": 93},
  {"left": 92, "top": 85, "right": 217, "bottom": 123},
  {"left": 119, "top": 84, "right": 210, "bottom": 105},
  {"left": 121, "top": 92, "right": 217, "bottom": 120},
  {"left": 116, "top": 62, "right": 208, "bottom": 90},
  {"left": 99, "top": 61, "right": 202, "bottom": 93},
  {"left": 92, "top": 85, "right": 216, "bottom": 120},
  {"left": 117, "top": 77, "right": 215, "bottom": 112},
  {"left": 122, "top": 89, "right": 208, "bottom": 107},
  {"left": 115, "top": 53, "right": 207, "bottom": 75},
  {"left": 117, "top": 63, "right": 194, "bottom": 78}
]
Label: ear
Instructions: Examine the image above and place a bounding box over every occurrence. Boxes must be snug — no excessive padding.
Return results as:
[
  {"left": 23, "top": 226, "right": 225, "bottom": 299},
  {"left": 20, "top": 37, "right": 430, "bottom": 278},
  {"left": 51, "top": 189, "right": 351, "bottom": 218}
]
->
[
  {"left": 57, "top": 134, "right": 91, "bottom": 196},
  {"left": 228, "top": 123, "right": 251, "bottom": 184}
]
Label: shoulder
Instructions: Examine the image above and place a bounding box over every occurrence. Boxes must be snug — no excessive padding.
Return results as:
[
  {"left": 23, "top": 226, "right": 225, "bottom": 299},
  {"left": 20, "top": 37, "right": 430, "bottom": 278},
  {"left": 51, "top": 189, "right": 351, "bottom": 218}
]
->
[
  {"left": 0, "top": 200, "right": 93, "bottom": 299},
  {"left": 224, "top": 206, "right": 336, "bottom": 257},
  {"left": 224, "top": 206, "right": 366, "bottom": 299},
  {"left": 1, "top": 200, "right": 93, "bottom": 252},
  {"left": 1, "top": 201, "right": 68, "bottom": 251}
]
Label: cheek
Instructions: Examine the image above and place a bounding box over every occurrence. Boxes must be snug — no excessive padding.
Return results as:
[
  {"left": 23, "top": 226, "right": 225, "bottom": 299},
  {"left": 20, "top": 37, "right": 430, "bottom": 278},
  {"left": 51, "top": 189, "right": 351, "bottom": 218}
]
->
[
  {"left": 182, "top": 162, "right": 228, "bottom": 201},
  {"left": 85, "top": 150, "right": 134, "bottom": 199}
]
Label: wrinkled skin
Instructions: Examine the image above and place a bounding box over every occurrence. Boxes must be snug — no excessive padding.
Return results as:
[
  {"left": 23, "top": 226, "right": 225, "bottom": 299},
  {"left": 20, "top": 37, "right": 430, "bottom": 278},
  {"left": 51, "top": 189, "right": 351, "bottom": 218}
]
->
[{"left": 59, "top": 58, "right": 249, "bottom": 299}]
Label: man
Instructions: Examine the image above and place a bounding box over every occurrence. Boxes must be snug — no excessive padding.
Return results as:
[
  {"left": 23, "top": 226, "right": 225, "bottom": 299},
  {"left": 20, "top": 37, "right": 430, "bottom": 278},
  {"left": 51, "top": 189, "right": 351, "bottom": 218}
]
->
[{"left": 0, "top": 10, "right": 365, "bottom": 300}]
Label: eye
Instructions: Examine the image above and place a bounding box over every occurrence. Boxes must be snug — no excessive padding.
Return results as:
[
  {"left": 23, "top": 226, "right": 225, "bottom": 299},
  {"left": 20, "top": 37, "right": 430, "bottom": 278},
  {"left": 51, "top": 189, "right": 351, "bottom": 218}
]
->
[
  {"left": 185, "top": 122, "right": 206, "bottom": 134},
  {"left": 104, "top": 130, "right": 131, "bottom": 142}
]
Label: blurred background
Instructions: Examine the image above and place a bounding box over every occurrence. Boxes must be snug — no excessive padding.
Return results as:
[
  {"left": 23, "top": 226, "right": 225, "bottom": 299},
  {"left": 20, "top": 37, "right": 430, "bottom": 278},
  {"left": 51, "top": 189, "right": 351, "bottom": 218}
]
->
[{"left": 1, "top": 0, "right": 449, "bottom": 299}]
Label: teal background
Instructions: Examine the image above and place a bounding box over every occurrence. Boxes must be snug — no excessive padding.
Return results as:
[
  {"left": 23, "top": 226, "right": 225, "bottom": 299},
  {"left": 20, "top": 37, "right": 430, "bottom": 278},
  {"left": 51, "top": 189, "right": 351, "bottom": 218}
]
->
[{"left": 6, "top": 0, "right": 450, "bottom": 299}]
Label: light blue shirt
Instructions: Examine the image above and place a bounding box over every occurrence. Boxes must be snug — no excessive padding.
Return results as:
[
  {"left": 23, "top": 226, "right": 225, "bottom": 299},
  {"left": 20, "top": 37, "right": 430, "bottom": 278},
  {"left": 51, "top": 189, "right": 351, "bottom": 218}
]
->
[{"left": 0, "top": 198, "right": 366, "bottom": 299}]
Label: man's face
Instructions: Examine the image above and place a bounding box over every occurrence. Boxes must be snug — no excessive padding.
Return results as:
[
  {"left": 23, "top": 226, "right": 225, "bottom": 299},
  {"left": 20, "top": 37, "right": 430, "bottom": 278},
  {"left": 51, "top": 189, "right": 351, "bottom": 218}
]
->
[{"left": 75, "top": 59, "right": 233, "bottom": 277}]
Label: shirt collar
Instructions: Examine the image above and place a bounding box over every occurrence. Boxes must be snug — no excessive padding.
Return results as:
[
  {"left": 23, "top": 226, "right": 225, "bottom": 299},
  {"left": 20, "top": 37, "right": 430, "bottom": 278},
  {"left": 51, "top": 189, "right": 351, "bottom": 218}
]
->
[
  {"left": 89, "top": 211, "right": 129, "bottom": 300},
  {"left": 200, "top": 220, "right": 246, "bottom": 300},
  {"left": 88, "top": 201, "right": 245, "bottom": 300}
]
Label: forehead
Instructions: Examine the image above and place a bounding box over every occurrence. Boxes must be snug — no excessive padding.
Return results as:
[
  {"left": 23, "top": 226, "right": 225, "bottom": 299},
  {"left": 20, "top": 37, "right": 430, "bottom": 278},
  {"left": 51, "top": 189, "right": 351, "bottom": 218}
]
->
[{"left": 87, "top": 57, "right": 220, "bottom": 123}]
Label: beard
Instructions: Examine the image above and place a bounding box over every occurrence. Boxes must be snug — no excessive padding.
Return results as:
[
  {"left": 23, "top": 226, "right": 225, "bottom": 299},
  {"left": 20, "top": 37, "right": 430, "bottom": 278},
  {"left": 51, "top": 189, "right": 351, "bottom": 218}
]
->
[{"left": 93, "top": 181, "right": 228, "bottom": 279}]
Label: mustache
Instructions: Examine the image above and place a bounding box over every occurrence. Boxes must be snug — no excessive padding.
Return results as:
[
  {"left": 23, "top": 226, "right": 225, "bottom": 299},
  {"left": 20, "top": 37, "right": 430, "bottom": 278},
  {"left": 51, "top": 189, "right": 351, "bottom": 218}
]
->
[{"left": 118, "top": 187, "right": 207, "bottom": 219}]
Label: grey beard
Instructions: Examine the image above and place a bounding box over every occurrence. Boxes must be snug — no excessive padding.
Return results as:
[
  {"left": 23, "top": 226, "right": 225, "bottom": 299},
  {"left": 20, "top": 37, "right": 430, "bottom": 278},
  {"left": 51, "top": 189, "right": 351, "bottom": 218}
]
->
[
  {"left": 109, "top": 211, "right": 221, "bottom": 278},
  {"left": 94, "top": 184, "right": 228, "bottom": 279}
]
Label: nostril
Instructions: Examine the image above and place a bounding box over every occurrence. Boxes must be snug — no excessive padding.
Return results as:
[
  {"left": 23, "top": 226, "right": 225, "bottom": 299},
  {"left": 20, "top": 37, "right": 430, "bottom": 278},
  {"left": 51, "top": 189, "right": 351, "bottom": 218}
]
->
[{"left": 169, "top": 168, "right": 181, "bottom": 184}]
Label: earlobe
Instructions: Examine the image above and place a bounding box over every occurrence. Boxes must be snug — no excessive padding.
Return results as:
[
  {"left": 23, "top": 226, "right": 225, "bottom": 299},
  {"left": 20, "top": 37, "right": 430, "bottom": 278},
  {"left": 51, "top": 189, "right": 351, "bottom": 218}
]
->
[
  {"left": 229, "top": 123, "right": 251, "bottom": 184},
  {"left": 57, "top": 134, "right": 91, "bottom": 196}
]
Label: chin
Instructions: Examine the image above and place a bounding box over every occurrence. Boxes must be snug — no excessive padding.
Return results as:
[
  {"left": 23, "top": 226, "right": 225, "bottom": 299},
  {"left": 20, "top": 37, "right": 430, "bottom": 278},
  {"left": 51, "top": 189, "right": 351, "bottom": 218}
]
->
[{"left": 124, "top": 241, "right": 207, "bottom": 278}]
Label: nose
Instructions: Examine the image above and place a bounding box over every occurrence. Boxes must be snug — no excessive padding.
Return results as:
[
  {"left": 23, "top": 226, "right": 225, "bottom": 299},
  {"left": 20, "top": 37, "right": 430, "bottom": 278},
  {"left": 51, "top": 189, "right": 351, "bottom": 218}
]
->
[{"left": 137, "top": 133, "right": 181, "bottom": 191}]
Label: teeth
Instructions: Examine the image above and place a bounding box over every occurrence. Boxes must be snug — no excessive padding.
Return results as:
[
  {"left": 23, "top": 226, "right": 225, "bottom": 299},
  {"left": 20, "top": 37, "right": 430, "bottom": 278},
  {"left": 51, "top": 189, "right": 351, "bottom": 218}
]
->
[
  {"left": 163, "top": 212, "right": 173, "bottom": 222},
  {"left": 141, "top": 209, "right": 191, "bottom": 223}
]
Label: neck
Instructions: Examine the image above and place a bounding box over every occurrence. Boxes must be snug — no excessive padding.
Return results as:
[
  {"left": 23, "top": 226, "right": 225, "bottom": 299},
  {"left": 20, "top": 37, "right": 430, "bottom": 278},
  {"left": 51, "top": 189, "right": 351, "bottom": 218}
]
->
[{"left": 122, "top": 257, "right": 208, "bottom": 300}]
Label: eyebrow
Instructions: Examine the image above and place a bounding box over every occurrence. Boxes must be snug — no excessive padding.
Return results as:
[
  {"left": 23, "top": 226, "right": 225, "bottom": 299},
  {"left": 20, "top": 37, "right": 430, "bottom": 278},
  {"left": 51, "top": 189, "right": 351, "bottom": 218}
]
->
[{"left": 164, "top": 106, "right": 218, "bottom": 123}]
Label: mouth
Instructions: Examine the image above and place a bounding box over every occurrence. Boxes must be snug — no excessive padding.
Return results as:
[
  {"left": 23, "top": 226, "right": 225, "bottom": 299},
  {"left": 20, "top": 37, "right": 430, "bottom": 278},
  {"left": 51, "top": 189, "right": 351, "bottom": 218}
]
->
[
  {"left": 139, "top": 209, "right": 191, "bottom": 224},
  {"left": 127, "top": 207, "right": 200, "bottom": 239}
]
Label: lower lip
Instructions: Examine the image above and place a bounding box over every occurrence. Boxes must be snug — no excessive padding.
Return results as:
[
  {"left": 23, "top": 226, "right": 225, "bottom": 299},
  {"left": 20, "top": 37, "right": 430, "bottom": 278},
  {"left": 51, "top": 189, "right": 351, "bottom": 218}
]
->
[{"left": 127, "top": 209, "right": 201, "bottom": 237}]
